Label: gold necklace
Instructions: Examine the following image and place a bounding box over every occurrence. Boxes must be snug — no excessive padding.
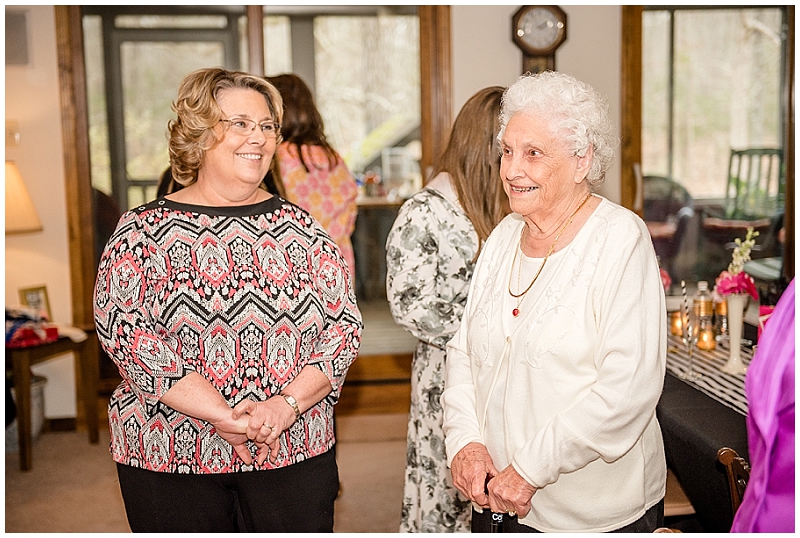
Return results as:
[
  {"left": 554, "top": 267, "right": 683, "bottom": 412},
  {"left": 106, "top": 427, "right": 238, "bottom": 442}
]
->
[{"left": 509, "top": 193, "right": 592, "bottom": 317}]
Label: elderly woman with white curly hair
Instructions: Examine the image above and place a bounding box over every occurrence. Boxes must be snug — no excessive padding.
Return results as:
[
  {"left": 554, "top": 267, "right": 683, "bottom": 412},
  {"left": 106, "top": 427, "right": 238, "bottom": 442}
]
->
[{"left": 441, "top": 71, "right": 667, "bottom": 532}]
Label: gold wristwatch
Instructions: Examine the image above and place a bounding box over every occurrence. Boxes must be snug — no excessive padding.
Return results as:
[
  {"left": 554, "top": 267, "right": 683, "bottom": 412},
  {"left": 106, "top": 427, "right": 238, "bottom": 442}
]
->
[{"left": 281, "top": 394, "right": 301, "bottom": 421}]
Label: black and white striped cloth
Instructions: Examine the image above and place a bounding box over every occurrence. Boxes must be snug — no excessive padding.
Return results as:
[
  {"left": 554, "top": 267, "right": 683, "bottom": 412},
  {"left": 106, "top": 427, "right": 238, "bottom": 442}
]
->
[{"left": 665, "top": 334, "right": 751, "bottom": 416}]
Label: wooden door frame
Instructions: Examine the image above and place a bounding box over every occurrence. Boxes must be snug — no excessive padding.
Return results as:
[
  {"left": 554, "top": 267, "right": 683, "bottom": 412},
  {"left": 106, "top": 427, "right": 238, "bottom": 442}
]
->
[
  {"left": 620, "top": 6, "right": 794, "bottom": 280},
  {"left": 55, "top": 6, "right": 95, "bottom": 330},
  {"left": 620, "top": 6, "right": 642, "bottom": 217},
  {"left": 419, "top": 5, "right": 452, "bottom": 179},
  {"left": 56, "top": 6, "right": 452, "bottom": 329}
]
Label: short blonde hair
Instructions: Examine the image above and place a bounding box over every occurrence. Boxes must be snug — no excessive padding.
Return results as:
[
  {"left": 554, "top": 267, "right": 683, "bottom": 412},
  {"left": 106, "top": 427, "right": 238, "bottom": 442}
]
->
[
  {"left": 499, "top": 71, "right": 617, "bottom": 188},
  {"left": 168, "top": 67, "right": 283, "bottom": 186}
]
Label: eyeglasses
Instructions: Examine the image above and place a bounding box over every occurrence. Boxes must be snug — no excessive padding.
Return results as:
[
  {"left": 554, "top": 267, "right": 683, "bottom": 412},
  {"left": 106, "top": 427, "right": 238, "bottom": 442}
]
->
[{"left": 220, "top": 118, "right": 281, "bottom": 138}]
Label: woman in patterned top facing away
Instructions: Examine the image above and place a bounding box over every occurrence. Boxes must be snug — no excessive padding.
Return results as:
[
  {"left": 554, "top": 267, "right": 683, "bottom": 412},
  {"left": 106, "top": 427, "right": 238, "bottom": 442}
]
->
[
  {"left": 93, "top": 67, "right": 362, "bottom": 533},
  {"left": 385, "top": 86, "right": 508, "bottom": 532},
  {"left": 266, "top": 73, "right": 358, "bottom": 278}
]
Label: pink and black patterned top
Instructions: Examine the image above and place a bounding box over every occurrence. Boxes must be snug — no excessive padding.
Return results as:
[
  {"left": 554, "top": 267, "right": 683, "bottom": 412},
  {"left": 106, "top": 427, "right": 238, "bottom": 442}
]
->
[{"left": 93, "top": 196, "right": 362, "bottom": 474}]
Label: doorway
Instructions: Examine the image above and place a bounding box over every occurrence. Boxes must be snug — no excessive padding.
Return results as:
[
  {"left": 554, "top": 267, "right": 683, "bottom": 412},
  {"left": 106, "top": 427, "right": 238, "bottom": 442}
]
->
[{"left": 56, "top": 5, "right": 450, "bottom": 410}]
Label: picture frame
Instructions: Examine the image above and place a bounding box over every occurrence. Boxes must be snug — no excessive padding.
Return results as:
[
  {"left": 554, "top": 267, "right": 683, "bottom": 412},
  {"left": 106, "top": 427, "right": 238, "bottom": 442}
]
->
[{"left": 18, "top": 285, "right": 52, "bottom": 320}]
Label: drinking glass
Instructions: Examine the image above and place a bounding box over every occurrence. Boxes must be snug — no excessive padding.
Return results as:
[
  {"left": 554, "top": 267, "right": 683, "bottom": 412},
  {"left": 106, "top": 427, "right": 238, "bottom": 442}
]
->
[{"left": 679, "top": 316, "right": 703, "bottom": 381}]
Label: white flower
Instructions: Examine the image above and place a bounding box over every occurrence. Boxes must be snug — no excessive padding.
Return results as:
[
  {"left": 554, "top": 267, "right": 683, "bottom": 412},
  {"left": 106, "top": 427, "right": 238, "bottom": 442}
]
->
[{"left": 727, "top": 227, "right": 759, "bottom": 275}]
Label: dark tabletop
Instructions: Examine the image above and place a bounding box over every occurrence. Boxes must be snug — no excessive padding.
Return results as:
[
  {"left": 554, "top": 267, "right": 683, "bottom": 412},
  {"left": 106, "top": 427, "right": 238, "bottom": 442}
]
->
[{"left": 657, "top": 372, "right": 749, "bottom": 532}]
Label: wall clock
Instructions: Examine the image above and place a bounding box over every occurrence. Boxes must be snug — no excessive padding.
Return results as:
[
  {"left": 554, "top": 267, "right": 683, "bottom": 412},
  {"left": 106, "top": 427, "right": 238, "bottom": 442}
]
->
[{"left": 512, "top": 5, "right": 567, "bottom": 74}]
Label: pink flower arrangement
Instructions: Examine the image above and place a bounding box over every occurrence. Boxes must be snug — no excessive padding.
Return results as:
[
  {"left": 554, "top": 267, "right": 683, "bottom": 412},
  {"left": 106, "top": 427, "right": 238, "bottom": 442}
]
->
[
  {"left": 715, "top": 227, "right": 759, "bottom": 300},
  {"left": 659, "top": 267, "right": 672, "bottom": 291},
  {"left": 715, "top": 270, "right": 758, "bottom": 300}
]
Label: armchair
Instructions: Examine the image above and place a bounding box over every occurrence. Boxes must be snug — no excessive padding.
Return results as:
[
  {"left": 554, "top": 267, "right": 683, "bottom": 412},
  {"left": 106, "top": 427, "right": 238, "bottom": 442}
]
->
[{"left": 643, "top": 175, "right": 694, "bottom": 279}]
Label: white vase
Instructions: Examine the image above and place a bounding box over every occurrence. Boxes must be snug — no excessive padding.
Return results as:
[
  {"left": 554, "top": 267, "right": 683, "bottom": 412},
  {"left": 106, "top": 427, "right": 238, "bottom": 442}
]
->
[{"left": 721, "top": 293, "right": 748, "bottom": 375}]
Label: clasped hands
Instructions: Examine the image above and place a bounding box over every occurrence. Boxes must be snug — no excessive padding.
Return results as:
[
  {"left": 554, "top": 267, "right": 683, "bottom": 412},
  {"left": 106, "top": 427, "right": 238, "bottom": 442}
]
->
[
  {"left": 451, "top": 442, "right": 537, "bottom": 518},
  {"left": 213, "top": 396, "right": 295, "bottom": 466}
]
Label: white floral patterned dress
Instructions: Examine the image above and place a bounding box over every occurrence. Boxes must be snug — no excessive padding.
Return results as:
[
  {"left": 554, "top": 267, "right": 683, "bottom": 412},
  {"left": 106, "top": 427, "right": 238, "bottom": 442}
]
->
[{"left": 385, "top": 173, "right": 476, "bottom": 533}]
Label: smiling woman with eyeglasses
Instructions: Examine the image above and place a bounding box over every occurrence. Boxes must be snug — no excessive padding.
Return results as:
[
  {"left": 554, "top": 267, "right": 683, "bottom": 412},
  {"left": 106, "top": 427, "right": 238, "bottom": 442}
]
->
[
  {"left": 93, "top": 67, "right": 362, "bottom": 532},
  {"left": 219, "top": 117, "right": 281, "bottom": 137}
]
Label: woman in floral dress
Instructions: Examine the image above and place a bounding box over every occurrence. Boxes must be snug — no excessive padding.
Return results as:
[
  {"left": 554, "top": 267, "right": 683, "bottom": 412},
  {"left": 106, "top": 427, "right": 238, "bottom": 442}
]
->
[{"left": 386, "top": 87, "right": 508, "bottom": 532}]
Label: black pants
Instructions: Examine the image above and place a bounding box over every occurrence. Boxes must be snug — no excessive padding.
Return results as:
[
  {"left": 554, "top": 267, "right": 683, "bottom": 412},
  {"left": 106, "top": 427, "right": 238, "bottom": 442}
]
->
[
  {"left": 116, "top": 449, "right": 338, "bottom": 532},
  {"left": 471, "top": 498, "right": 665, "bottom": 533}
]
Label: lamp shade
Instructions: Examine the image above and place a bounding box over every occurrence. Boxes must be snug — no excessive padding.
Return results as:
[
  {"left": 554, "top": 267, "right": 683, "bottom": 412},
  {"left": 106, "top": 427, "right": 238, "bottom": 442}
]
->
[{"left": 5, "top": 161, "right": 43, "bottom": 234}]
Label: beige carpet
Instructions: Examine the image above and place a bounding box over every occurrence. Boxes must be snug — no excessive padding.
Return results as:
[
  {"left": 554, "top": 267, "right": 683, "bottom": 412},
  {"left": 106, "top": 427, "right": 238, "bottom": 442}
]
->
[
  {"left": 5, "top": 413, "right": 409, "bottom": 533},
  {"left": 358, "top": 300, "right": 418, "bottom": 356}
]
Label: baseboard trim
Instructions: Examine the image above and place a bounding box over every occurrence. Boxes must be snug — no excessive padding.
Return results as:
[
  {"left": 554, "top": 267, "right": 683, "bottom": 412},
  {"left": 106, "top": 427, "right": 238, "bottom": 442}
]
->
[
  {"left": 46, "top": 417, "right": 77, "bottom": 432},
  {"left": 336, "top": 353, "right": 413, "bottom": 415}
]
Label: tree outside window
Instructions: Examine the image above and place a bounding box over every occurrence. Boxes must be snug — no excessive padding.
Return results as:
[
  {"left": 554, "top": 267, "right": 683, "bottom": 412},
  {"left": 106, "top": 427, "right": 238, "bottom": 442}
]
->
[{"left": 642, "top": 6, "right": 787, "bottom": 284}]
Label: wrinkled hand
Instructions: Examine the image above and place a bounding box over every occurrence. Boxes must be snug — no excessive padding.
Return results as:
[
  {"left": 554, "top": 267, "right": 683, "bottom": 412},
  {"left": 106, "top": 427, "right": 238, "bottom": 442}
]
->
[
  {"left": 210, "top": 411, "right": 258, "bottom": 465},
  {"left": 450, "top": 442, "right": 498, "bottom": 508},
  {"left": 232, "top": 397, "right": 294, "bottom": 464},
  {"left": 486, "top": 464, "right": 537, "bottom": 518}
]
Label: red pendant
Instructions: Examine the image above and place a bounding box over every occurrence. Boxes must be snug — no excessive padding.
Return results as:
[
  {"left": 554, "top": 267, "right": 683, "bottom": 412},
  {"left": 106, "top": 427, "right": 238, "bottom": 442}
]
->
[{"left": 512, "top": 308, "right": 520, "bottom": 317}]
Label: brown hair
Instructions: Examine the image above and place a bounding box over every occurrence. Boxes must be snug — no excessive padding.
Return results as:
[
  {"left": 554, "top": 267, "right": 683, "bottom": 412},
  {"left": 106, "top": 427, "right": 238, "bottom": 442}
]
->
[
  {"left": 433, "top": 86, "right": 509, "bottom": 257},
  {"left": 265, "top": 74, "right": 338, "bottom": 172},
  {"left": 168, "top": 67, "right": 283, "bottom": 186}
]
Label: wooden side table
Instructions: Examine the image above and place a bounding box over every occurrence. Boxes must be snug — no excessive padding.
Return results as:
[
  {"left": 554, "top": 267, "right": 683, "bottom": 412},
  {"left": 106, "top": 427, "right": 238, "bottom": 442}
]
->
[{"left": 6, "top": 332, "right": 100, "bottom": 471}]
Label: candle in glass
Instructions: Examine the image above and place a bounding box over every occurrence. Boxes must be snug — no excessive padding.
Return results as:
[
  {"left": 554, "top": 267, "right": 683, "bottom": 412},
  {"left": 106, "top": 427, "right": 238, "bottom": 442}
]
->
[
  {"left": 670, "top": 311, "right": 686, "bottom": 336},
  {"left": 696, "top": 327, "right": 716, "bottom": 350}
]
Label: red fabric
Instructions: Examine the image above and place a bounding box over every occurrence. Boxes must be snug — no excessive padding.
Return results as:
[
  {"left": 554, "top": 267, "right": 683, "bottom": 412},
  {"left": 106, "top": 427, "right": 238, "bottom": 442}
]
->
[
  {"left": 758, "top": 305, "right": 776, "bottom": 340},
  {"left": 7, "top": 326, "right": 59, "bottom": 348}
]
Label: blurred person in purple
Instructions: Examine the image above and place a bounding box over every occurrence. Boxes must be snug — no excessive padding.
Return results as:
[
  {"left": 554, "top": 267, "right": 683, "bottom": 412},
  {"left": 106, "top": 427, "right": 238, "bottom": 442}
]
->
[{"left": 731, "top": 278, "right": 794, "bottom": 532}]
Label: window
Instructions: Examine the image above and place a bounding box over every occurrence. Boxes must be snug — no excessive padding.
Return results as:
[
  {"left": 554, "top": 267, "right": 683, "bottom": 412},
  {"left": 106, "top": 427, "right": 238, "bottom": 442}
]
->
[
  {"left": 641, "top": 6, "right": 788, "bottom": 284},
  {"left": 83, "top": 7, "right": 244, "bottom": 209},
  {"left": 263, "top": 8, "right": 420, "bottom": 186},
  {"left": 84, "top": 6, "right": 420, "bottom": 211},
  {"left": 643, "top": 7, "right": 785, "bottom": 199},
  {"left": 263, "top": 16, "right": 292, "bottom": 75},
  {"left": 314, "top": 14, "right": 420, "bottom": 178}
]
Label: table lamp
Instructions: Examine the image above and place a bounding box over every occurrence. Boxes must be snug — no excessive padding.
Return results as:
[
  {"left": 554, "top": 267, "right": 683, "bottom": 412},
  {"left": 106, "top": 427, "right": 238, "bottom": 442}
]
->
[{"left": 5, "top": 161, "right": 43, "bottom": 234}]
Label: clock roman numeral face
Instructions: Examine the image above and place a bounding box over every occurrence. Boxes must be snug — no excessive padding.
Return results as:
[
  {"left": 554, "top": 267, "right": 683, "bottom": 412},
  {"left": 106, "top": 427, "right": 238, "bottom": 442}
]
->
[{"left": 519, "top": 8, "right": 562, "bottom": 50}]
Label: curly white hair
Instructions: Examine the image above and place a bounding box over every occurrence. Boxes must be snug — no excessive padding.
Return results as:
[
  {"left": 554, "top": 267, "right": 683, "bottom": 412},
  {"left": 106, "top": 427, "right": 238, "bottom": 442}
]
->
[{"left": 498, "top": 71, "right": 618, "bottom": 188}]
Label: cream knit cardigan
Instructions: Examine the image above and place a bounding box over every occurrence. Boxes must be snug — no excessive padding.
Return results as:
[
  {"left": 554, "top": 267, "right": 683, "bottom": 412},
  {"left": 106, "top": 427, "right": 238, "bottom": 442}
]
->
[{"left": 442, "top": 196, "right": 667, "bottom": 532}]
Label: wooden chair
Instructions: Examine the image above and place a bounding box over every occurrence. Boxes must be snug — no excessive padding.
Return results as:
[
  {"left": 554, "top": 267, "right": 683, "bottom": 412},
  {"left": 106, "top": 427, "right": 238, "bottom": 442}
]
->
[
  {"left": 716, "top": 447, "right": 751, "bottom": 517},
  {"left": 702, "top": 148, "right": 782, "bottom": 254},
  {"left": 724, "top": 148, "right": 784, "bottom": 220}
]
